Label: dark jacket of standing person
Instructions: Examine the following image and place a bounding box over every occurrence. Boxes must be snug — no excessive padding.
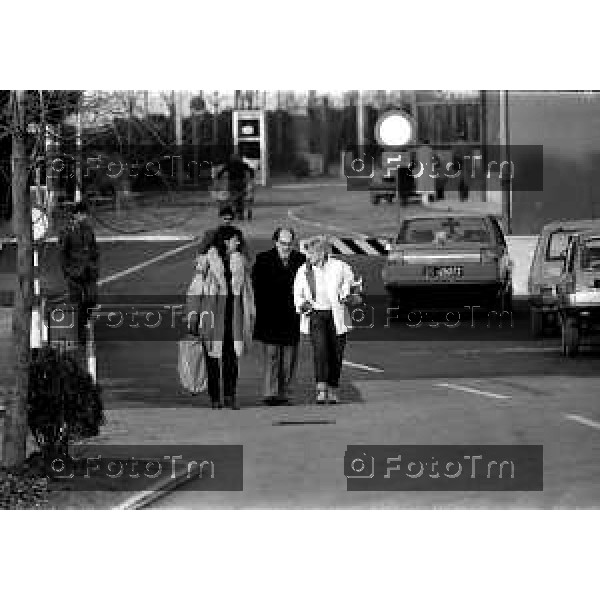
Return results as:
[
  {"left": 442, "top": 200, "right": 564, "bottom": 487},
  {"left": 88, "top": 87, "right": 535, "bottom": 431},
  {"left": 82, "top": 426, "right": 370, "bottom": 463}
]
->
[
  {"left": 60, "top": 210, "right": 98, "bottom": 286},
  {"left": 252, "top": 246, "right": 305, "bottom": 346},
  {"left": 59, "top": 204, "right": 98, "bottom": 344},
  {"left": 216, "top": 154, "right": 254, "bottom": 189}
]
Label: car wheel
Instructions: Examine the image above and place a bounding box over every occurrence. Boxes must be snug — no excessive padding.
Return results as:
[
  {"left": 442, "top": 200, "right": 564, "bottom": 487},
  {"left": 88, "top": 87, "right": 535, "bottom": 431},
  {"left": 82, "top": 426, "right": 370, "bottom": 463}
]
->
[
  {"left": 530, "top": 307, "right": 544, "bottom": 337},
  {"left": 371, "top": 195, "right": 381, "bottom": 205},
  {"left": 386, "top": 291, "right": 402, "bottom": 315},
  {"left": 386, "top": 195, "right": 394, "bottom": 203},
  {"left": 501, "top": 286, "right": 513, "bottom": 313},
  {"left": 561, "top": 315, "right": 579, "bottom": 358}
]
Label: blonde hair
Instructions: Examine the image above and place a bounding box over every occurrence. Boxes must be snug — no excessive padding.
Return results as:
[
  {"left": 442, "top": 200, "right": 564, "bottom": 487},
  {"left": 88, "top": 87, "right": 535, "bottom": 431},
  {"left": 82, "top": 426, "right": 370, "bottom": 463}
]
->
[{"left": 304, "top": 234, "right": 331, "bottom": 254}]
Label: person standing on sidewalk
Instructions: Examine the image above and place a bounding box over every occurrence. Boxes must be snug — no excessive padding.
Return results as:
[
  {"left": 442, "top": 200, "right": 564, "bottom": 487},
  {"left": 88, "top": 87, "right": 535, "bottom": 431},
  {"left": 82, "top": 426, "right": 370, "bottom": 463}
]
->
[
  {"left": 293, "top": 235, "right": 356, "bottom": 405},
  {"left": 215, "top": 153, "right": 254, "bottom": 220},
  {"left": 188, "top": 226, "right": 255, "bottom": 409},
  {"left": 59, "top": 201, "right": 98, "bottom": 346},
  {"left": 252, "top": 227, "right": 305, "bottom": 406}
]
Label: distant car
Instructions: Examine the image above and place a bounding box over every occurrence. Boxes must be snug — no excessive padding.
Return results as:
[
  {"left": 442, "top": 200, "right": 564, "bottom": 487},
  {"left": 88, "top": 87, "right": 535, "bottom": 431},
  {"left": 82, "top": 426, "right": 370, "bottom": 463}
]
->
[
  {"left": 556, "top": 230, "right": 600, "bottom": 357},
  {"left": 382, "top": 213, "right": 512, "bottom": 312},
  {"left": 527, "top": 219, "right": 600, "bottom": 336}
]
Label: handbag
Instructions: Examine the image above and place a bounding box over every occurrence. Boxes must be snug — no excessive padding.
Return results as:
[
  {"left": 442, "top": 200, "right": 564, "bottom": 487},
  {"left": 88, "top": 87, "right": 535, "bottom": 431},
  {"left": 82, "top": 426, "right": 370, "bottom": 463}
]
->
[{"left": 178, "top": 335, "right": 207, "bottom": 394}]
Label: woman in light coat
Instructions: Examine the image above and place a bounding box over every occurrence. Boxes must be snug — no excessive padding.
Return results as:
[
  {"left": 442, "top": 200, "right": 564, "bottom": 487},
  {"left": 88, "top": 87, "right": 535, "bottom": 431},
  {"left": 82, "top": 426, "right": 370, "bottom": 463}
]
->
[{"left": 188, "top": 227, "right": 255, "bottom": 409}]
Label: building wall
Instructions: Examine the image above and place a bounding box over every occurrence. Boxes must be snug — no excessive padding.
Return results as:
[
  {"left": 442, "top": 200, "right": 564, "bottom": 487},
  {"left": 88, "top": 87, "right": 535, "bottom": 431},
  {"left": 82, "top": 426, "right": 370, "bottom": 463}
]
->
[{"left": 506, "top": 91, "right": 600, "bottom": 234}]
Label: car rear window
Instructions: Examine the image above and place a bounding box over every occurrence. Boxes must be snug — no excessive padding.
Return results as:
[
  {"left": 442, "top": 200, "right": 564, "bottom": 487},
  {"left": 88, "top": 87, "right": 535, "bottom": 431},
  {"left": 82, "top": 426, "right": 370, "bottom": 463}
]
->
[
  {"left": 581, "top": 240, "right": 600, "bottom": 270},
  {"left": 398, "top": 217, "right": 492, "bottom": 244},
  {"left": 546, "top": 231, "right": 576, "bottom": 260}
]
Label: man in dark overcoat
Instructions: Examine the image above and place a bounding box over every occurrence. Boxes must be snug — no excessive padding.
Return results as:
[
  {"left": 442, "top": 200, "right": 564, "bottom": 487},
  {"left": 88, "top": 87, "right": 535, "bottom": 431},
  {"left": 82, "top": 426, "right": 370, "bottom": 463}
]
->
[{"left": 251, "top": 227, "right": 305, "bottom": 405}]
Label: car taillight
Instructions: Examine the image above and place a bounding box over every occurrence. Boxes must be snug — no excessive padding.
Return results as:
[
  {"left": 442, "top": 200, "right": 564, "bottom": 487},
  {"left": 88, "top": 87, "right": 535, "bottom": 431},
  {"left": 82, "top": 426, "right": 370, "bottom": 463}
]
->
[
  {"left": 480, "top": 249, "right": 499, "bottom": 264},
  {"left": 388, "top": 250, "right": 405, "bottom": 265}
]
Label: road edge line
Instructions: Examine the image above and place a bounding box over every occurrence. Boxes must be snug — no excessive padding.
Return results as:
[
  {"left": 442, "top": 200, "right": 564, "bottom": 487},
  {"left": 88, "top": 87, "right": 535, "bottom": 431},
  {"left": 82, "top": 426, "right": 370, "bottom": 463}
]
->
[
  {"left": 434, "top": 382, "right": 512, "bottom": 400},
  {"left": 564, "top": 413, "right": 600, "bottom": 431},
  {"left": 342, "top": 360, "right": 385, "bottom": 373},
  {"left": 97, "top": 237, "right": 201, "bottom": 287},
  {"left": 287, "top": 209, "right": 370, "bottom": 240}
]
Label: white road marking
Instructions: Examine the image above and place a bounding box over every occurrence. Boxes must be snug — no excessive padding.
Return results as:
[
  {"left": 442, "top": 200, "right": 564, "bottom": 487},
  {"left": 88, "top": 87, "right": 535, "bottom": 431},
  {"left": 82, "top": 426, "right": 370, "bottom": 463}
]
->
[
  {"left": 353, "top": 238, "right": 381, "bottom": 255},
  {"left": 3, "top": 234, "right": 196, "bottom": 244},
  {"left": 434, "top": 382, "right": 512, "bottom": 400},
  {"left": 342, "top": 360, "right": 384, "bottom": 373},
  {"left": 287, "top": 209, "right": 369, "bottom": 240},
  {"left": 98, "top": 238, "right": 200, "bottom": 286},
  {"left": 331, "top": 237, "right": 354, "bottom": 254},
  {"left": 564, "top": 414, "right": 600, "bottom": 431},
  {"left": 272, "top": 182, "right": 347, "bottom": 190},
  {"left": 100, "top": 378, "right": 143, "bottom": 386},
  {"left": 104, "top": 388, "right": 162, "bottom": 395},
  {"left": 454, "top": 347, "right": 558, "bottom": 354},
  {"left": 94, "top": 234, "right": 195, "bottom": 242}
]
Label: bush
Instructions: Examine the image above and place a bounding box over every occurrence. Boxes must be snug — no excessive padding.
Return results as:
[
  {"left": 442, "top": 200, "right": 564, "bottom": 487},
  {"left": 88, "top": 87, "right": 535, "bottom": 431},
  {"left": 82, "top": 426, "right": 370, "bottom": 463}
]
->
[
  {"left": 0, "top": 463, "right": 48, "bottom": 510},
  {"left": 27, "top": 346, "right": 105, "bottom": 457}
]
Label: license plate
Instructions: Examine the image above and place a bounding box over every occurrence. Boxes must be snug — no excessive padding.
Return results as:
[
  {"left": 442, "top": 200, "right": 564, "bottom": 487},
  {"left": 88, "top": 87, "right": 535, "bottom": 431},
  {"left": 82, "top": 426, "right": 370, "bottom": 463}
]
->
[{"left": 426, "top": 265, "right": 464, "bottom": 279}]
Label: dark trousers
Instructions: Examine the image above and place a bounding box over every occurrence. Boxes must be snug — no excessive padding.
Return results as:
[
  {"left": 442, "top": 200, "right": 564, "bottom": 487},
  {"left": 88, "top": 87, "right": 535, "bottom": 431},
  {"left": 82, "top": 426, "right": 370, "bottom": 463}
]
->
[
  {"left": 67, "top": 278, "right": 96, "bottom": 346},
  {"left": 206, "top": 336, "right": 238, "bottom": 402},
  {"left": 206, "top": 296, "right": 238, "bottom": 401},
  {"left": 263, "top": 343, "right": 298, "bottom": 399},
  {"left": 309, "top": 310, "right": 346, "bottom": 388}
]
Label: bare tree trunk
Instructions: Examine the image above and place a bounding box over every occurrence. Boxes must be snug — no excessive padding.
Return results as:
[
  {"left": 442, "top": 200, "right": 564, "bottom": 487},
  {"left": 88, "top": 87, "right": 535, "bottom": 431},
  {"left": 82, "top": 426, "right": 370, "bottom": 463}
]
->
[{"left": 2, "top": 90, "right": 31, "bottom": 468}]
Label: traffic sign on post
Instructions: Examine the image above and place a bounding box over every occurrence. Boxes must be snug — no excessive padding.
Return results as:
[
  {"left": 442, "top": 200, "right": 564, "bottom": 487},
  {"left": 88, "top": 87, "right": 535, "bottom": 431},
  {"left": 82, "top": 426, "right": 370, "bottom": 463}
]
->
[
  {"left": 375, "top": 110, "right": 416, "bottom": 206},
  {"left": 232, "top": 109, "right": 268, "bottom": 186},
  {"left": 30, "top": 183, "right": 50, "bottom": 349}
]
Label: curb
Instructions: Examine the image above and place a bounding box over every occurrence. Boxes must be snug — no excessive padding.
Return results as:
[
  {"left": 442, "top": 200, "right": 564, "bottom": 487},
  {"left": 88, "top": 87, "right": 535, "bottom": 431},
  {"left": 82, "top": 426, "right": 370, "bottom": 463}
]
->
[{"left": 112, "top": 463, "right": 200, "bottom": 510}]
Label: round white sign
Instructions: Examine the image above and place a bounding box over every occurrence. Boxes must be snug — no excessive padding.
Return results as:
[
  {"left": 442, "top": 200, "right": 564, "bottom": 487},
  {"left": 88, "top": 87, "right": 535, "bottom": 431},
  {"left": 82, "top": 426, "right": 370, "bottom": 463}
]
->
[{"left": 375, "top": 111, "right": 415, "bottom": 146}]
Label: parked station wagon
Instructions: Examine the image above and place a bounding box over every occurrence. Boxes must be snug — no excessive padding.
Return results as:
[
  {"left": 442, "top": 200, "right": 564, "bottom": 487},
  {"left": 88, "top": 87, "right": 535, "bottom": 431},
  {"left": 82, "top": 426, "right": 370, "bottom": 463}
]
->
[
  {"left": 528, "top": 219, "right": 600, "bottom": 336},
  {"left": 556, "top": 231, "right": 600, "bottom": 357},
  {"left": 382, "top": 213, "right": 513, "bottom": 312}
]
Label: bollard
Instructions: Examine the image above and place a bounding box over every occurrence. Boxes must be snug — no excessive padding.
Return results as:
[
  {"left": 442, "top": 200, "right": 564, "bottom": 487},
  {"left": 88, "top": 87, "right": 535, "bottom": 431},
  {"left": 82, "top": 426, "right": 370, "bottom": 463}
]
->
[{"left": 30, "top": 245, "right": 43, "bottom": 349}]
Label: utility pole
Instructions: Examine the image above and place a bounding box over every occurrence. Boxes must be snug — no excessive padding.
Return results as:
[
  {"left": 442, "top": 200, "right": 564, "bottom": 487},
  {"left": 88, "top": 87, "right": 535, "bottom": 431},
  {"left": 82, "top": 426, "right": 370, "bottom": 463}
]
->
[
  {"left": 499, "top": 90, "right": 512, "bottom": 233},
  {"left": 357, "top": 90, "right": 364, "bottom": 151},
  {"left": 174, "top": 91, "right": 184, "bottom": 187},
  {"left": 75, "top": 108, "right": 82, "bottom": 204},
  {"left": 212, "top": 91, "right": 219, "bottom": 146},
  {"left": 2, "top": 90, "right": 31, "bottom": 468}
]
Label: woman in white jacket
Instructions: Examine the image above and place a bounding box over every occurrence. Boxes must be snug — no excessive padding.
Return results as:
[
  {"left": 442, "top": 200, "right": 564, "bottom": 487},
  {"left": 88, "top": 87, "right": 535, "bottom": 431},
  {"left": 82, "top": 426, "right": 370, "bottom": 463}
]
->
[{"left": 293, "top": 235, "right": 356, "bottom": 404}]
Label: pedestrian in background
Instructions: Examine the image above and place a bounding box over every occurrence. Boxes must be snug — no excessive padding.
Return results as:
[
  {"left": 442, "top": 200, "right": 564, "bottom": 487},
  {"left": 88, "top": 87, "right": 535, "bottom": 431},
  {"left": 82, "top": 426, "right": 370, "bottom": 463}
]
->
[
  {"left": 216, "top": 153, "right": 254, "bottom": 220},
  {"left": 59, "top": 201, "right": 98, "bottom": 346},
  {"left": 198, "top": 206, "right": 238, "bottom": 255},
  {"left": 252, "top": 227, "right": 305, "bottom": 406},
  {"left": 293, "top": 235, "right": 356, "bottom": 404},
  {"left": 188, "top": 226, "right": 255, "bottom": 409}
]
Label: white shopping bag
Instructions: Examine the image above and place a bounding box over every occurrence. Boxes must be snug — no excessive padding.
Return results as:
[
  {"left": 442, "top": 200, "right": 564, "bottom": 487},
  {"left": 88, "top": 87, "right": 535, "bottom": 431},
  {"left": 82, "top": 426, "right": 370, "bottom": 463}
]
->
[{"left": 178, "top": 336, "right": 207, "bottom": 393}]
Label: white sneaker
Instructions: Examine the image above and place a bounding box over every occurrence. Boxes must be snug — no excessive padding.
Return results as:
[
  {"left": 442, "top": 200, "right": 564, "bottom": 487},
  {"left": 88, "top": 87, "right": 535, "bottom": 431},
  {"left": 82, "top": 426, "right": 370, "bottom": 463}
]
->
[
  {"left": 316, "top": 390, "right": 327, "bottom": 404},
  {"left": 328, "top": 389, "right": 339, "bottom": 404}
]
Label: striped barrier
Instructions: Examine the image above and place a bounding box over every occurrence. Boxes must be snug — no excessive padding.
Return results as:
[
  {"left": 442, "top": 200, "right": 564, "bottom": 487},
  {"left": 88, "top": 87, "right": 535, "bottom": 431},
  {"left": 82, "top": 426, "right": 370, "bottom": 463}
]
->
[{"left": 300, "top": 237, "right": 388, "bottom": 256}]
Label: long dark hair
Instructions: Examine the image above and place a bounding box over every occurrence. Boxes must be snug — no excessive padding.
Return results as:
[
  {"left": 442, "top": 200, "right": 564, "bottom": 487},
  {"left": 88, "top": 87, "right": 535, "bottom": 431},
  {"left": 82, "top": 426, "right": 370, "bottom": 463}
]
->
[{"left": 212, "top": 225, "right": 247, "bottom": 260}]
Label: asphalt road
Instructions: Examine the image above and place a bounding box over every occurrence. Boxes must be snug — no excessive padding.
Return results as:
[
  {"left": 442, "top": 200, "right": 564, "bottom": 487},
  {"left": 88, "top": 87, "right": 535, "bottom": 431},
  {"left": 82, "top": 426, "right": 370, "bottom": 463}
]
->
[
  {"left": 4, "top": 229, "right": 600, "bottom": 508},
  {"left": 77, "top": 237, "right": 600, "bottom": 508}
]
